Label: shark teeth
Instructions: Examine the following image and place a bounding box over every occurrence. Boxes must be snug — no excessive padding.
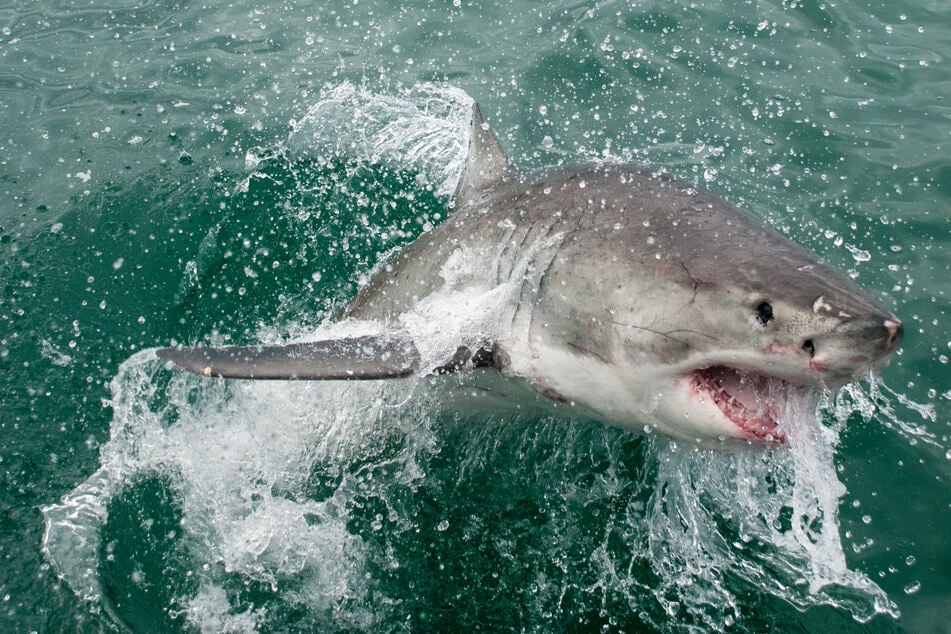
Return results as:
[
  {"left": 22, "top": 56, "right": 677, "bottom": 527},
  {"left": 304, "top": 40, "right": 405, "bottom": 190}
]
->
[{"left": 691, "top": 366, "right": 787, "bottom": 444}]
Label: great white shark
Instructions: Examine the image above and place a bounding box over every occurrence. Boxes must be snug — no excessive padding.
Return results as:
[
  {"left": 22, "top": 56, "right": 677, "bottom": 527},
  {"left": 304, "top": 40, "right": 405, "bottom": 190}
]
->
[{"left": 157, "top": 102, "right": 902, "bottom": 447}]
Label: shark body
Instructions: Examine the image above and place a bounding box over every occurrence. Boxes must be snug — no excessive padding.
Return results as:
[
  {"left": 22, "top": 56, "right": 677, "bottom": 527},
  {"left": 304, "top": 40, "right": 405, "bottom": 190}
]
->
[{"left": 158, "top": 102, "right": 902, "bottom": 447}]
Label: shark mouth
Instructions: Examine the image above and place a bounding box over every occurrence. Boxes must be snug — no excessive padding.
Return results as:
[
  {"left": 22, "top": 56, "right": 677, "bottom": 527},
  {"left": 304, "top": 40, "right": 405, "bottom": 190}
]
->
[{"left": 690, "top": 366, "right": 787, "bottom": 443}]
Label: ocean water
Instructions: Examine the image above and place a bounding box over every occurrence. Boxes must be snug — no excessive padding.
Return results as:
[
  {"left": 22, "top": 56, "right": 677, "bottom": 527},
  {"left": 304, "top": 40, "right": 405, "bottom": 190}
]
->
[{"left": 2, "top": 0, "right": 949, "bottom": 632}]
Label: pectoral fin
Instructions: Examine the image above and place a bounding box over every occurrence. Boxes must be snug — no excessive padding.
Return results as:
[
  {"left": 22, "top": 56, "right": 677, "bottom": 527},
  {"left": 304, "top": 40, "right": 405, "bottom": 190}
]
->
[{"left": 156, "top": 334, "right": 420, "bottom": 380}]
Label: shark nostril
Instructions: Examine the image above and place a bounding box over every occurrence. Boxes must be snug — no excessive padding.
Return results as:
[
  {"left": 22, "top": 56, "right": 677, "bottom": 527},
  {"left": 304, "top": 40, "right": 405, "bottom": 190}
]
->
[{"left": 802, "top": 339, "right": 815, "bottom": 358}]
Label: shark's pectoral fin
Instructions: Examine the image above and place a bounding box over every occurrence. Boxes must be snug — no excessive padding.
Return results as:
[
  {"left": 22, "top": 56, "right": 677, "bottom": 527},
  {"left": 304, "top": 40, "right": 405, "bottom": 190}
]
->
[{"left": 155, "top": 334, "right": 420, "bottom": 380}]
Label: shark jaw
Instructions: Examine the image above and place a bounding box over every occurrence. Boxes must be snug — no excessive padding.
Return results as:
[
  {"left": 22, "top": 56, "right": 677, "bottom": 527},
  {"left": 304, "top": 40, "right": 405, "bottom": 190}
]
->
[
  {"left": 520, "top": 346, "right": 815, "bottom": 448},
  {"left": 688, "top": 366, "right": 790, "bottom": 445}
]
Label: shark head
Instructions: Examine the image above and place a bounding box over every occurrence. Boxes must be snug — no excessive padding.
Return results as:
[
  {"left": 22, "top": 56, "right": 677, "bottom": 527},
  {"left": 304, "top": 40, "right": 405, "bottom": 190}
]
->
[
  {"left": 521, "top": 167, "right": 902, "bottom": 447},
  {"left": 633, "top": 267, "right": 901, "bottom": 446}
]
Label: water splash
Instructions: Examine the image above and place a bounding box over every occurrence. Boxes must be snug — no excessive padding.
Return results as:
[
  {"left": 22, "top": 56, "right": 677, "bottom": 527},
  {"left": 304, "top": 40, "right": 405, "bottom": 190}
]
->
[
  {"left": 854, "top": 375, "right": 940, "bottom": 450},
  {"left": 43, "top": 347, "right": 434, "bottom": 630},
  {"left": 287, "top": 81, "right": 474, "bottom": 199},
  {"left": 561, "top": 380, "right": 897, "bottom": 631},
  {"left": 43, "top": 354, "right": 901, "bottom": 630}
]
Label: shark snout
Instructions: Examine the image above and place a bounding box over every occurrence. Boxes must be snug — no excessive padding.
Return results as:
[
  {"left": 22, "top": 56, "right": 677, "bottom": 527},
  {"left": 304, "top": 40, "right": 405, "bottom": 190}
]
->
[
  {"left": 805, "top": 314, "right": 902, "bottom": 383},
  {"left": 858, "top": 314, "right": 903, "bottom": 356}
]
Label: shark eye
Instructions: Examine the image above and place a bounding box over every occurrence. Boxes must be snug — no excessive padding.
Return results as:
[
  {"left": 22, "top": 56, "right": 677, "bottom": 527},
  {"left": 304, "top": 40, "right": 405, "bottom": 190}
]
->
[{"left": 755, "top": 301, "right": 774, "bottom": 326}]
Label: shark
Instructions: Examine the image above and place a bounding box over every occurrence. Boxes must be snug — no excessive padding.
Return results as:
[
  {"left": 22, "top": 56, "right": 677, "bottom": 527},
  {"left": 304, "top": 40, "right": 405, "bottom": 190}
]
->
[{"left": 157, "top": 102, "right": 902, "bottom": 447}]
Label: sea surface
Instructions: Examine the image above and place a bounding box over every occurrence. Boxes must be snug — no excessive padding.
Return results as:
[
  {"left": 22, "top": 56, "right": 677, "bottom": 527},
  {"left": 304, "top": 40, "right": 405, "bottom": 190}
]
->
[{"left": 2, "top": 0, "right": 950, "bottom": 632}]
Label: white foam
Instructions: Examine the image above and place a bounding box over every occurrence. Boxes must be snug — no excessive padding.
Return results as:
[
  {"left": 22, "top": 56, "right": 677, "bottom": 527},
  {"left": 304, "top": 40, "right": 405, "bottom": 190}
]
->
[{"left": 182, "top": 583, "right": 264, "bottom": 633}]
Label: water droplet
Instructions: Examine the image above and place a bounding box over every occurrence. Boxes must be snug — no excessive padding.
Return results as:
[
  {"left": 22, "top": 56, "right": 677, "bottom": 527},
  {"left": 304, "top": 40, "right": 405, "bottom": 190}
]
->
[{"left": 846, "top": 244, "right": 871, "bottom": 262}]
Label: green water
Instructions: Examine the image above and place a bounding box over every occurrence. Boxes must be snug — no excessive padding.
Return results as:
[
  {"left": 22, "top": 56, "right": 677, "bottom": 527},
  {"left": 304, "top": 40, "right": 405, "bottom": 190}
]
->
[{"left": 2, "top": 0, "right": 950, "bottom": 631}]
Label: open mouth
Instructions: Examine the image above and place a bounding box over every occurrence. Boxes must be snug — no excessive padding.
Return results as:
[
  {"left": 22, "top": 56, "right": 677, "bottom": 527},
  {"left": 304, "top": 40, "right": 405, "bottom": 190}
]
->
[{"left": 690, "top": 366, "right": 788, "bottom": 443}]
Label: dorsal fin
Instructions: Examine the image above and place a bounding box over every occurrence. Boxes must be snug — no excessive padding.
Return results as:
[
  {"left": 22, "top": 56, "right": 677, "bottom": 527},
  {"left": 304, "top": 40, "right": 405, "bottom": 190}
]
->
[{"left": 453, "top": 103, "right": 516, "bottom": 204}]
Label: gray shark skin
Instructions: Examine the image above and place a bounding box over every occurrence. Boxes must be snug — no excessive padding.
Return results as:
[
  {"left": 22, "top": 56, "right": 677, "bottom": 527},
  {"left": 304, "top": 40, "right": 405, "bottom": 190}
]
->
[{"left": 158, "top": 101, "right": 902, "bottom": 447}]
